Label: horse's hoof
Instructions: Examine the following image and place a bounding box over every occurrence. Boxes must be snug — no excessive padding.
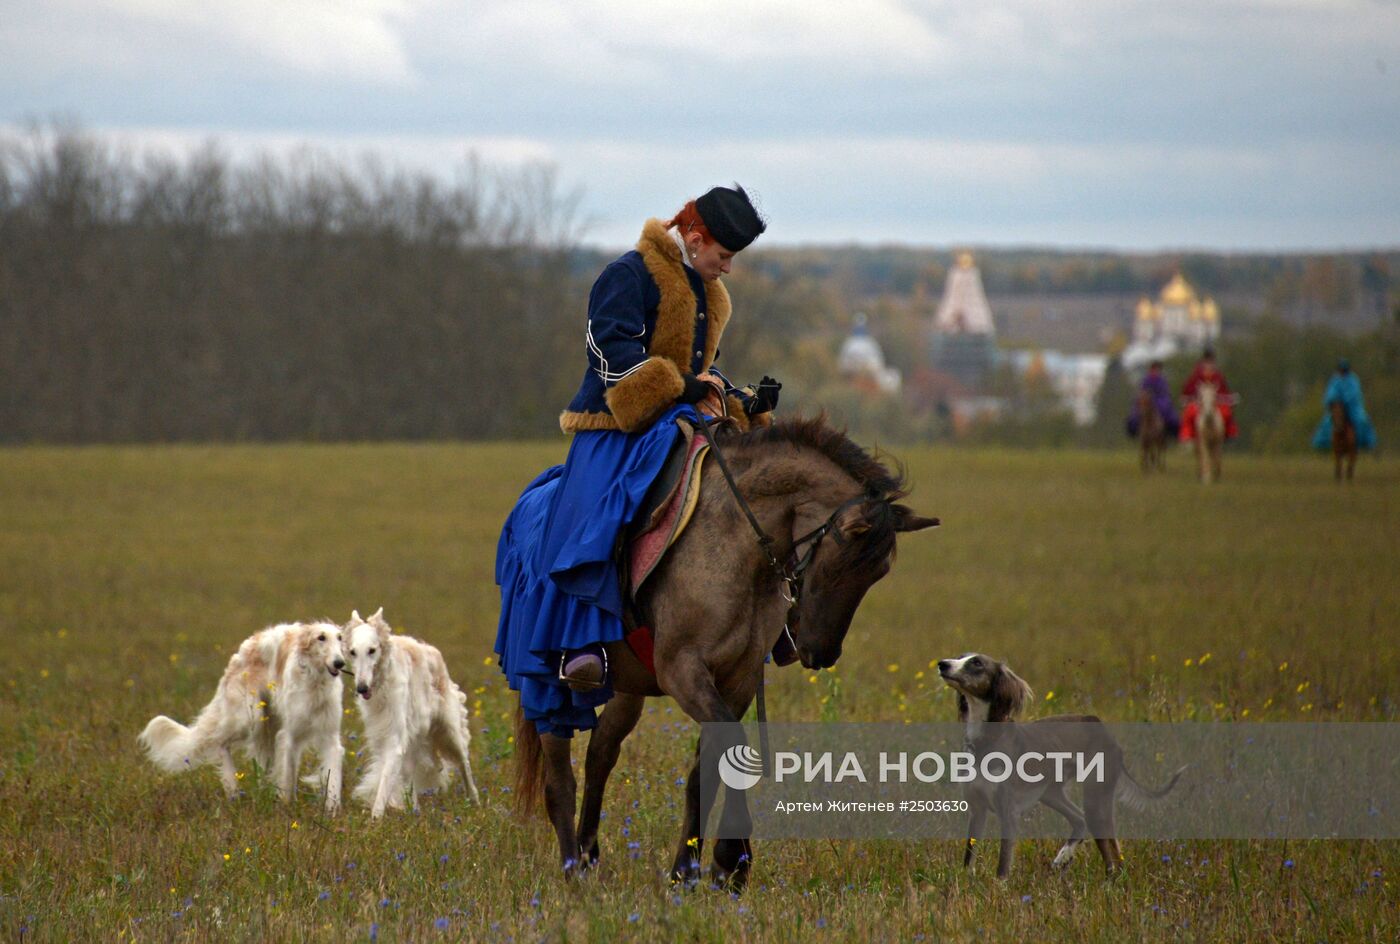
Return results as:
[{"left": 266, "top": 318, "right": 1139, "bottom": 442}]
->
[
  {"left": 712, "top": 838, "right": 752, "bottom": 893},
  {"left": 669, "top": 858, "right": 701, "bottom": 889}
]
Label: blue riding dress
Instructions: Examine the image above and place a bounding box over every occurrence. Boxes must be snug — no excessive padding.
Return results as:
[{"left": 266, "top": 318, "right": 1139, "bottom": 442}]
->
[{"left": 494, "top": 219, "right": 760, "bottom": 737}]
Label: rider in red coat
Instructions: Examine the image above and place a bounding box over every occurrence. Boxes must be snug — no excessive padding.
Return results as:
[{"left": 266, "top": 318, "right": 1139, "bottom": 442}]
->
[{"left": 1180, "top": 348, "right": 1239, "bottom": 441}]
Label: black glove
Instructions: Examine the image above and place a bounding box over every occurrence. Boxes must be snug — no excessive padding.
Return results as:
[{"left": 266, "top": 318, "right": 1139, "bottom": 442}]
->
[
  {"left": 678, "top": 373, "right": 715, "bottom": 405},
  {"left": 744, "top": 375, "right": 782, "bottom": 415}
]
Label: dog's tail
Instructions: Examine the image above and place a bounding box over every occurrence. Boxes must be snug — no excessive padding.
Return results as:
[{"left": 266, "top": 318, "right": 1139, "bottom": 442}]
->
[
  {"left": 1116, "top": 762, "right": 1187, "bottom": 811},
  {"left": 513, "top": 700, "right": 544, "bottom": 818},
  {"left": 139, "top": 715, "right": 208, "bottom": 772}
]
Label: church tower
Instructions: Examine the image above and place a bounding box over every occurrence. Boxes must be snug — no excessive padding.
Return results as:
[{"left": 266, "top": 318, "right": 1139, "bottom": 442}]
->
[{"left": 929, "top": 251, "right": 997, "bottom": 387}]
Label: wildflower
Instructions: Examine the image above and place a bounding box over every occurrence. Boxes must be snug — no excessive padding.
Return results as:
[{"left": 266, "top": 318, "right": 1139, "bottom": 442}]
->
[
  {"left": 1045, "top": 691, "right": 1055, "bottom": 701},
  {"left": 1284, "top": 859, "right": 1295, "bottom": 869},
  {"left": 369, "top": 923, "right": 378, "bottom": 942},
  {"left": 290, "top": 821, "right": 299, "bottom": 830},
  {"left": 1183, "top": 658, "right": 1193, "bottom": 667},
  {"left": 816, "top": 917, "right": 827, "bottom": 928},
  {"left": 235, "top": 771, "right": 245, "bottom": 781},
  {"left": 317, "top": 891, "right": 330, "bottom": 901},
  {"left": 243, "top": 847, "right": 250, "bottom": 854},
  {"left": 40, "top": 669, "right": 50, "bottom": 679},
  {"left": 687, "top": 837, "right": 699, "bottom": 848},
  {"left": 435, "top": 917, "right": 450, "bottom": 931},
  {"left": 808, "top": 674, "right": 818, "bottom": 684},
  {"left": 1162, "top": 854, "right": 1171, "bottom": 863},
  {"left": 1021, "top": 894, "right": 1032, "bottom": 903},
  {"left": 223, "top": 853, "right": 230, "bottom": 862},
  {"left": 396, "top": 852, "right": 406, "bottom": 862},
  {"left": 627, "top": 913, "right": 640, "bottom": 923},
  {"left": 440, "top": 854, "right": 450, "bottom": 864},
  {"left": 482, "top": 657, "right": 493, "bottom": 665},
  {"left": 887, "top": 664, "right": 899, "bottom": 673},
  {"left": 379, "top": 898, "right": 391, "bottom": 908},
  {"left": 1198, "top": 652, "right": 1212, "bottom": 665}
]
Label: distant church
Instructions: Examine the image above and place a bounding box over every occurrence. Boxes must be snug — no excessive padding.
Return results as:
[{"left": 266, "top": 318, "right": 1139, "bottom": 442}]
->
[
  {"left": 837, "top": 312, "right": 902, "bottom": 394},
  {"left": 1122, "top": 272, "right": 1220, "bottom": 373},
  {"left": 929, "top": 251, "right": 997, "bottom": 387}
]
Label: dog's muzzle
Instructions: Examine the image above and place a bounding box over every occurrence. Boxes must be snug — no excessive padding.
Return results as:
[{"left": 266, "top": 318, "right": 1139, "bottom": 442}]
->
[{"left": 357, "top": 685, "right": 372, "bottom": 700}]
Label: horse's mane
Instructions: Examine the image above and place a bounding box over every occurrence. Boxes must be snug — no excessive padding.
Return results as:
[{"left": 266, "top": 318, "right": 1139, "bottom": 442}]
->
[{"left": 734, "top": 413, "right": 907, "bottom": 499}]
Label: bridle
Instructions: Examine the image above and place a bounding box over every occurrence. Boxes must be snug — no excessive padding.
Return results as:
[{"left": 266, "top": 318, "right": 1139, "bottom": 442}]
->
[{"left": 692, "top": 417, "right": 881, "bottom": 618}]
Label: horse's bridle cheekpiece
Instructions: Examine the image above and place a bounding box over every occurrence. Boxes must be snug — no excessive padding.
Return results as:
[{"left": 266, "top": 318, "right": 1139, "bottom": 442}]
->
[{"left": 692, "top": 417, "right": 880, "bottom": 617}]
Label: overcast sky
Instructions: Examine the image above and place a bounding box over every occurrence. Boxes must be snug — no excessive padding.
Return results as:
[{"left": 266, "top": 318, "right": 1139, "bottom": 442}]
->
[{"left": 3, "top": 0, "right": 1399, "bottom": 250}]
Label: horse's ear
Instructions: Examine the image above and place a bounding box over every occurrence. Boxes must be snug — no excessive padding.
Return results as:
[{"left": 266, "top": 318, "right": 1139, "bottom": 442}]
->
[{"left": 892, "top": 504, "right": 940, "bottom": 533}]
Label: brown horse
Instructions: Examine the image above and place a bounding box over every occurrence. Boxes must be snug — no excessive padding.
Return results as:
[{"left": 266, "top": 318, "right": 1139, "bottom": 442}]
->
[
  {"left": 1331, "top": 400, "right": 1357, "bottom": 482},
  {"left": 1136, "top": 389, "right": 1166, "bottom": 473},
  {"left": 513, "top": 416, "right": 938, "bottom": 890}
]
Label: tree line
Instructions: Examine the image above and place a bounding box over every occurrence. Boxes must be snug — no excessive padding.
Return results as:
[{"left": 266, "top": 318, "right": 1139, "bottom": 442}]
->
[{"left": 0, "top": 125, "right": 584, "bottom": 442}]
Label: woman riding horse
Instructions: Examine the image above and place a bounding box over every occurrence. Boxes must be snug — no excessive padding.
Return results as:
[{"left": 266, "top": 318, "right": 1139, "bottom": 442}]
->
[
  {"left": 495, "top": 185, "right": 779, "bottom": 739},
  {"left": 1179, "top": 348, "right": 1238, "bottom": 443}
]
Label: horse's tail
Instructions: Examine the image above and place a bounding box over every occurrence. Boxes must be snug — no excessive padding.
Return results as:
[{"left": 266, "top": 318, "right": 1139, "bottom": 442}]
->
[{"left": 513, "top": 700, "right": 544, "bottom": 817}]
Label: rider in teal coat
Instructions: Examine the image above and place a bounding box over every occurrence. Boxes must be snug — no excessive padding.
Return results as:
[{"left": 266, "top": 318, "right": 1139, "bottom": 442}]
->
[{"left": 1312, "top": 360, "right": 1377, "bottom": 450}]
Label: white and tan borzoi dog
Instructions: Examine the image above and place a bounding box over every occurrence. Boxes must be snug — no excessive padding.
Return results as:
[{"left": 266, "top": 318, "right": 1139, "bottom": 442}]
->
[
  {"left": 139, "top": 621, "right": 346, "bottom": 813},
  {"left": 342, "top": 608, "right": 481, "bottom": 817}
]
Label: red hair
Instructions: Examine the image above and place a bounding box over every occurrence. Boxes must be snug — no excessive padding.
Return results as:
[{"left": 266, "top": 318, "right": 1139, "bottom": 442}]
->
[{"left": 668, "top": 200, "right": 714, "bottom": 244}]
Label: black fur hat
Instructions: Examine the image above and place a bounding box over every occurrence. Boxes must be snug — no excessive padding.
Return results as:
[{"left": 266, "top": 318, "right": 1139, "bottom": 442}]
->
[{"left": 696, "top": 184, "right": 766, "bottom": 252}]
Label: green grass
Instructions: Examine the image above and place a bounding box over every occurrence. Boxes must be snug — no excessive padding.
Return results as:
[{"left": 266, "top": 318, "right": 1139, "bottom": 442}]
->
[{"left": 1, "top": 442, "right": 1396, "bottom": 942}]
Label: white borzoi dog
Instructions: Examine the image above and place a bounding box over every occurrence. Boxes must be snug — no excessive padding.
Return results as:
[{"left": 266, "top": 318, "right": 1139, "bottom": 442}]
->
[
  {"left": 139, "top": 621, "right": 346, "bottom": 812},
  {"left": 342, "top": 608, "right": 481, "bottom": 817}
]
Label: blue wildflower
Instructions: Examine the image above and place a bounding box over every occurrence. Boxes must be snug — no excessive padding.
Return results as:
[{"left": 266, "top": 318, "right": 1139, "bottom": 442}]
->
[
  {"left": 816, "top": 917, "right": 827, "bottom": 928},
  {"left": 318, "top": 891, "right": 331, "bottom": 901},
  {"left": 628, "top": 913, "right": 640, "bottom": 923},
  {"left": 369, "top": 923, "right": 378, "bottom": 941},
  {"left": 1021, "top": 894, "right": 1032, "bottom": 903},
  {"left": 379, "top": 897, "right": 392, "bottom": 908},
  {"left": 435, "top": 917, "right": 450, "bottom": 931},
  {"left": 1284, "top": 859, "right": 1294, "bottom": 869}
]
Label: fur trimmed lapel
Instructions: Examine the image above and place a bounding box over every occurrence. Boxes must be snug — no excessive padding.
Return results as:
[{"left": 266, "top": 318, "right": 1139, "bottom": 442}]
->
[{"left": 636, "top": 219, "right": 731, "bottom": 372}]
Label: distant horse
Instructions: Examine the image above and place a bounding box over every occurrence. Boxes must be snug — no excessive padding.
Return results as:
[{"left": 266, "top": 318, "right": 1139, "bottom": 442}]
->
[
  {"left": 1331, "top": 399, "right": 1357, "bottom": 482},
  {"left": 512, "top": 417, "right": 938, "bottom": 890},
  {"left": 1192, "top": 382, "right": 1225, "bottom": 484},
  {"left": 1136, "top": 390, "right": 1167, "bottom": 473}
]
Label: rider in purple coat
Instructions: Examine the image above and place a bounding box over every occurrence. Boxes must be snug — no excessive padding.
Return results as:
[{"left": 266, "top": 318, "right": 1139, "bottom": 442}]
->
[{"left": 1126, "top": 360, "right": 1181, "bottom": 437}]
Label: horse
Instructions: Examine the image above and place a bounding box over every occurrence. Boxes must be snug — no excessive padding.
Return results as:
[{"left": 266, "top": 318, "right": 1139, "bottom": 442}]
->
[
  {"left": 1136, "top": 389, "right": 1167, "bottom": 473},
  {"left": 512, "top": 416, "right": 938, "bottom": 891},
  {"left": 1331, "top": 399, "right": 1357, "bottom": 482},
  {"left": 1192, "top": 382, "right": 1225, "bottom": 484}
]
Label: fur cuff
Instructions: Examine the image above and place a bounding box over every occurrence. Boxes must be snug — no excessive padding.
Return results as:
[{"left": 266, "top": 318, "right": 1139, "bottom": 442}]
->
[
  {"left": 725, "top": 395, "right": 753, "bottom": 432},
  {"left": 605, "top": 357, "right": 685, "bottom": 432},
  {"left": 559, "top": 410, "right": 621, "bottom": 434}
]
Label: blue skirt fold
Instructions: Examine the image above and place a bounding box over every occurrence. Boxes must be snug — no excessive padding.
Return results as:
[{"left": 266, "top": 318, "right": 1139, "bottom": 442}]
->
[{"left": 494, "top": 406, "right": 691, "bottom": 736}]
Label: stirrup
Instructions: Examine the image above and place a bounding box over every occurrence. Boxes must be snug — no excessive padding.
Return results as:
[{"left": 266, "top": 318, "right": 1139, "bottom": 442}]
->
[{"left": 559, "top": 648, "right": 608, "bottom": 692}]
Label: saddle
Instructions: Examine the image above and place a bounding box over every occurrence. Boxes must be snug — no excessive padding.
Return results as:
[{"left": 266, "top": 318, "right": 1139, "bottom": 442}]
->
[{"left": 616, "top": 416, "right": 798, "bottom": 674}]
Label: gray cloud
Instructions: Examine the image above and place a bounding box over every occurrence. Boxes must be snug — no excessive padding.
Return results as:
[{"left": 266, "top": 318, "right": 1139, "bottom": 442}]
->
[{"left": 3, "top": 0, "right": 1398, "bottom": 248}]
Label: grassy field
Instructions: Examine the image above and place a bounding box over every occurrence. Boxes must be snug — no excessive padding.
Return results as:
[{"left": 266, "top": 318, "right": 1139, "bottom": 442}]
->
[{"left": 1, "top": 441, "right": 1396, "bottom": 942}]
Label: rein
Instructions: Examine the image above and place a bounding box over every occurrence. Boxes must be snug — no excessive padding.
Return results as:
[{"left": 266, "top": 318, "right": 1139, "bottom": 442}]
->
[
  {"left": 691, "top": 416, "right": 877, "bottom": 775},
  {"left": 692, "top": 417, "right": 868, "bottom": 612}
]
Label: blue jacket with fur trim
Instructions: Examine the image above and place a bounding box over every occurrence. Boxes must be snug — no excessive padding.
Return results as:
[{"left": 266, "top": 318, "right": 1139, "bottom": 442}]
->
[{"left": 560, "top": 218, "right": 761, "bottom": 434}]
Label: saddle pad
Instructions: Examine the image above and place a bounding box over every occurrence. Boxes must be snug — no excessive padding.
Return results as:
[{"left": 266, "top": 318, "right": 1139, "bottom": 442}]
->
[{"left": 628, "top": 431, "right": 709, "bottom": 596}]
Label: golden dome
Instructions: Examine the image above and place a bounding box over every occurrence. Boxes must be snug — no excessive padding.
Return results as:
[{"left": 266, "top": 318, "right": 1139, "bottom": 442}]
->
[
  {"left": 1159, "top": 273, "right": 1196, "bottom": 307},
  {"left": 1188, "top": 300, "right": 1203, "bottom": 320},
  {"left": 956, "top": 251, "right": 975, "bottom": 269},
  {"left": 1203, "top": 298, "right": 1219, "bottom": 321},
  {"left": 1136, "top": 296, "right": 1157, "bottom": 320}
]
